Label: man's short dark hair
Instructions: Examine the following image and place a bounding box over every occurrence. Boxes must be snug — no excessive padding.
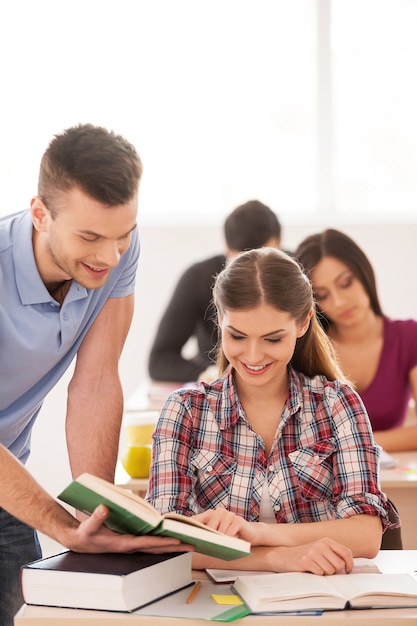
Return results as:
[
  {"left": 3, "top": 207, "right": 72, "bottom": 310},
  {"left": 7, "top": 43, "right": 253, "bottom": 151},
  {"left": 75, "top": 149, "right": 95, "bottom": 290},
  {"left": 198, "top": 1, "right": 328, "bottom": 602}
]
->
[
  {"left": 224, "top": 200, "right": 281, "bottom": 251},
  {"left": 38, "top": 123, "right": 143, "bottom": 210}
]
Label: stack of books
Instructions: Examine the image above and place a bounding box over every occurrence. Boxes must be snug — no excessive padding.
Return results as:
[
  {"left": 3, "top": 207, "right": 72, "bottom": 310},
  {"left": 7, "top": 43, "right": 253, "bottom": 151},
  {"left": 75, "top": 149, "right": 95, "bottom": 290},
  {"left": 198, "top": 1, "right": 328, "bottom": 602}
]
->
[{"left": 21, "top": 472, "right": 252, "bottom": 613}]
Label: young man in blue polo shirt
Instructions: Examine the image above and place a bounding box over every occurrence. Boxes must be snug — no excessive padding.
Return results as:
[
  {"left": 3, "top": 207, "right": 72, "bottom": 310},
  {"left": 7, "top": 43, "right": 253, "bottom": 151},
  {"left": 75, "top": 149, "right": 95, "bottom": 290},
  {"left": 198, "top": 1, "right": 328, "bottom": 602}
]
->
[{"left": 0, "top": 124, "right": 190, "bottom": 625}]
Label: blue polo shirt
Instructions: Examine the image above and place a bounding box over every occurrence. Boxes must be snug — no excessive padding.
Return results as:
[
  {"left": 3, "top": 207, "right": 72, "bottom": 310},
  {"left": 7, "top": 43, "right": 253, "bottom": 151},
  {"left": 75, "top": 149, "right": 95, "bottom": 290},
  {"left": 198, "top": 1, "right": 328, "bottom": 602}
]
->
[{"left": 0, "top": 210, "right": 140, "bottom": 463}]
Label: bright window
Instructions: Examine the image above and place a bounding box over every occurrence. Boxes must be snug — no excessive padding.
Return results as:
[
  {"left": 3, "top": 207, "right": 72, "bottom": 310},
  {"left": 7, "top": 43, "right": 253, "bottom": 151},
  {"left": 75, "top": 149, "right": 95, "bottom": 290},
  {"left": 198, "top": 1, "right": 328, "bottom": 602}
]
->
[{"left": 0, "top": 0, "right": 416, "bottom": 224}]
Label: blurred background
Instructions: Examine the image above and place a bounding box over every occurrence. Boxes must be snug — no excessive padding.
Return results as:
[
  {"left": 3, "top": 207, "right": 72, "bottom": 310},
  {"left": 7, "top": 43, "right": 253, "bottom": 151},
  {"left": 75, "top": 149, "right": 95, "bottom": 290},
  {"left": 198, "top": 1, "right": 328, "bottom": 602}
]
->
[{"left": 1, "top": 0, "right": 417, "bottom": 554}]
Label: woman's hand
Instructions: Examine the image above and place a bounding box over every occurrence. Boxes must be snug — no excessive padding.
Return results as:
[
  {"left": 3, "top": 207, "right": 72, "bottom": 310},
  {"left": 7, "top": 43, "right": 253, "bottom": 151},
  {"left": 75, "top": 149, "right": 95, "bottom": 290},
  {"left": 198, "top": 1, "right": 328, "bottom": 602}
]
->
[
  {"left": 271, "top": 538, "right": 354, "bottom": 575},
  {"left": 193, "top": 509, "right": 354, "bottom": 575},
  {"left": 193, "top": 508, "right": 259, "bottom": 545}
]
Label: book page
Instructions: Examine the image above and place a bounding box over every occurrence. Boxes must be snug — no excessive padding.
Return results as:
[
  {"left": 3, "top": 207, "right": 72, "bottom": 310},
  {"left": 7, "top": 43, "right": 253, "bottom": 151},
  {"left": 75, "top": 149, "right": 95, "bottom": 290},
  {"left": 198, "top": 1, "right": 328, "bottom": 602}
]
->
[
  {"left": 163, "top": 512, "right": 225, "bottom": 535},
  {"left": 237, "top": 572, "right": 344, "bottom": 602},
  {"left": 160, "top": 518, "right": 250, "bottom": 553},
  {"left": 329, "top": 573, "right": 417, "bottom": 606},
  {"left": 75, "top": 474, "right": 161, "bottom": 524},
  {"left": 206, "top": 569, "right": 267, "bottom": 583}
]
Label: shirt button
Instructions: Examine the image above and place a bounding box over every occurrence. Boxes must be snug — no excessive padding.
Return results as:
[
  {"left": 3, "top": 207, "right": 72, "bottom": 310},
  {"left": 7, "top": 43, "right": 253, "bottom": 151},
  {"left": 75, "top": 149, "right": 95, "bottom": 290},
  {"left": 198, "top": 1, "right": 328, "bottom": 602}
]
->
[
  {"left": 268, "top": 465, "right": 274, "bottom": 472},
  {"left": 313, "top": 455, "right": 320, "bottom": 464},
  {"left": 206, "top": 465, "right": 213, "bottom": 473},
  {"left": 63, "top": 312, "right": 68, "bottom": 321}
]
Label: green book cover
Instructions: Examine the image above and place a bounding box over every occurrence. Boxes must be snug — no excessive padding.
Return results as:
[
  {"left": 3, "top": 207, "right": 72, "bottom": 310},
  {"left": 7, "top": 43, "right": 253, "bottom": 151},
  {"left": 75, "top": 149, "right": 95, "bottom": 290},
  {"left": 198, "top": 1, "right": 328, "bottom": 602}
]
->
[
  {"left": 58, "top": 481, "right": 157, "bottom": 535},
  {"left": 58, "top": 473, "right": 251, "bottom": 561}
]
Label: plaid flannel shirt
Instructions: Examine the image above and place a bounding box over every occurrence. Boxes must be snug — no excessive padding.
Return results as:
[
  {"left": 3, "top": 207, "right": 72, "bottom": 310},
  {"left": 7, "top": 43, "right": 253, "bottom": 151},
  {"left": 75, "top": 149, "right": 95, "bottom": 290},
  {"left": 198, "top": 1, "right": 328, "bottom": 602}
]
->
[{"left": 147, "top": 367, "right": 395, "bottom": 530}]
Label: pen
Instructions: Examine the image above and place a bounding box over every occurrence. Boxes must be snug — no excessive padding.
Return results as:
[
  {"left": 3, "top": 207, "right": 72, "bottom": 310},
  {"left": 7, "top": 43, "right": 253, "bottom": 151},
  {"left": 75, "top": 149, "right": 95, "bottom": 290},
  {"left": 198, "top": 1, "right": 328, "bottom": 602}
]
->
[{"left": 186, "top": 580, "right": 202, "bottom": 604}]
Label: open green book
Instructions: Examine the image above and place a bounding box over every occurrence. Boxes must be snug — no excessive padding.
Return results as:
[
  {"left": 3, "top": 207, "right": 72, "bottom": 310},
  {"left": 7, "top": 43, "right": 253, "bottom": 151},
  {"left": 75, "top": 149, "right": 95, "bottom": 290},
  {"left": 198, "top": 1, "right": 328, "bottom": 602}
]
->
[{"left": 58, "top": 473, "right": 251, "bottom": 561}]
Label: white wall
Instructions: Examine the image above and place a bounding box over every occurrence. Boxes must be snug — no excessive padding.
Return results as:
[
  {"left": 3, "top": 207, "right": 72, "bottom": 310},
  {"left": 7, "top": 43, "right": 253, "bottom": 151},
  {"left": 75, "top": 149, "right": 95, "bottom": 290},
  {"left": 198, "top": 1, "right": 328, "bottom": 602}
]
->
[{"left": 26, "top": 221, "right": 417, "bottom": 555}]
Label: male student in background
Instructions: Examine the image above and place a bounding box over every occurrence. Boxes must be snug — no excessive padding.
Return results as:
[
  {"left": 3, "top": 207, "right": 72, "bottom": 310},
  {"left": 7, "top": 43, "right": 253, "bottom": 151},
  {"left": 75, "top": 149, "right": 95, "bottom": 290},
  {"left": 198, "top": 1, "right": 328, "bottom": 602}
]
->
[
  {"left": 148, "top": 200, "right": 286, "bottom": 383},
  {"left": 0, "top": 124, "right": 191, "bottom": 626}
]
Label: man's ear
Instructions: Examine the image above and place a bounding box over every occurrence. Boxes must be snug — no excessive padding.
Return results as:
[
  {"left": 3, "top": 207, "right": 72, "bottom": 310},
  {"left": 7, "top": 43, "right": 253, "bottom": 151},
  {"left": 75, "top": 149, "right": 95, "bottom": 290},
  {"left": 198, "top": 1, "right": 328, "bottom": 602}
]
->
[
  {"left": 30, "top": 196, "right": 49, "bottom": 233},
  {"left": 297, "top": 308, "right": 313, "bottom": 338}
]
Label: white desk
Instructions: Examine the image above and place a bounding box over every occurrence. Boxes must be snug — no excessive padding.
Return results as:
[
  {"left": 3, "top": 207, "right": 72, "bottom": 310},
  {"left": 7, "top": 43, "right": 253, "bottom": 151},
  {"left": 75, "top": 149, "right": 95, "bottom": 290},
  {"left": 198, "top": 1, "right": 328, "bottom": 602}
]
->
[
  {"left": 380, "top": 452, "right": 417, "bottom": 550},
  {"left": 13, "top": 606, "right": 417, "bottom": 625},
  {"left": 14, "top": 551, "right": 417, "bottom": 624}
]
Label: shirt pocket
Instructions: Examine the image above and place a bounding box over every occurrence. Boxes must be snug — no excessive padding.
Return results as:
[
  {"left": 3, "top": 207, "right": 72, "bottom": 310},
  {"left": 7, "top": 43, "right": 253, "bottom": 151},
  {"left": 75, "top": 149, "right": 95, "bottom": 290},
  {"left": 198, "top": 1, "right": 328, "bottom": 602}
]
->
[
  {"left": 190, "top": 449, "right": 237, "bottom": 509},
  {"left": 288, "top": 440, "right": 337, "bottom": 502}
]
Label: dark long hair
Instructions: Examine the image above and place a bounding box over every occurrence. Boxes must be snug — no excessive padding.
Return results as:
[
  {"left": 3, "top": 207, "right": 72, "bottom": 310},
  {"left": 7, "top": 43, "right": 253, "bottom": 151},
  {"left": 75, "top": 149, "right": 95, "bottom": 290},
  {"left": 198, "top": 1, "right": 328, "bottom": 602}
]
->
[{"left": 294, "top": 229, "right": 383, "bottom": 330}]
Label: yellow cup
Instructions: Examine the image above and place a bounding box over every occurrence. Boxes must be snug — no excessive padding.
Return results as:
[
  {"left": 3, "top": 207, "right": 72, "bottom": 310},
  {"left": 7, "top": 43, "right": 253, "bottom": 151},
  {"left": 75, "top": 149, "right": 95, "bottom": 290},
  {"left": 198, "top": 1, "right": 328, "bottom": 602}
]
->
[
  {"left": 123, "top": 411, "right": 160, "bottom": 446},
  {"left": 121, "top": 444, "right": 152, "bottom": 478}
]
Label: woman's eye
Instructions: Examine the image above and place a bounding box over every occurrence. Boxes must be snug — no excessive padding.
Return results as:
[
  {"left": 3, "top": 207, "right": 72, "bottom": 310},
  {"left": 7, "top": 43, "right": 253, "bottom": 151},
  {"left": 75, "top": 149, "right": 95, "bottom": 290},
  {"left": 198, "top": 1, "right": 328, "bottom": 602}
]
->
[
  {"left": 230, "top": 334, "right": 245, "bottom": 341},
  {"left": 341, "top": 276, "right": 354, "bottom": 289},
  {"left": 266, "top": 338, "right": 281, "bottom": 344}
]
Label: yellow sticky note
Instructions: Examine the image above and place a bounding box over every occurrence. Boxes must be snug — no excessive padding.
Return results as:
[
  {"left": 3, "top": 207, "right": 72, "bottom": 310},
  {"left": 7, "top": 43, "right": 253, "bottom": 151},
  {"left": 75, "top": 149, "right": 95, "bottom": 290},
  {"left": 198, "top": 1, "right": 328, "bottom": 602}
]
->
[{"left": 211, "top": 594, "right": 243, "bottom": 605}]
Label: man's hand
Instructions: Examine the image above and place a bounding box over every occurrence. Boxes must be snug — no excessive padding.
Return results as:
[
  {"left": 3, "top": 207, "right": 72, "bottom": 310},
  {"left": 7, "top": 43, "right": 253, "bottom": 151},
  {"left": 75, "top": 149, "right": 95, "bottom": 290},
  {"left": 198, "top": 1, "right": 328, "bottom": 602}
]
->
[{"left": 64, "top": 504, "right": 195, "bottom": 555}]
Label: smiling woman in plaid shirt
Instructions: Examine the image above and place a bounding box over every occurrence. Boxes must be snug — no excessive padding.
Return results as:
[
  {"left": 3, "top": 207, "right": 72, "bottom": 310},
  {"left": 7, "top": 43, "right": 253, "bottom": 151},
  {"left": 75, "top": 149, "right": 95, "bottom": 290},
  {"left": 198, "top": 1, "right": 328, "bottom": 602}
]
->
[{"left": 147, "top": 248, "right": 398, "bottom": 575}]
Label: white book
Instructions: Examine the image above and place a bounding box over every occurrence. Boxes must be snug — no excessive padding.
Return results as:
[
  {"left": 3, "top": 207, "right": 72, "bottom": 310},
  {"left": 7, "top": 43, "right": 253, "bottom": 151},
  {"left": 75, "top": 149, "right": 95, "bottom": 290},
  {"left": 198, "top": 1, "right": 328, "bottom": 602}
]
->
[
  {"left": 379, "top": 448, "right": 399, "bottom": 468},
  {"left": 233, "top": 571, "right": 417, "bottom": 613}
]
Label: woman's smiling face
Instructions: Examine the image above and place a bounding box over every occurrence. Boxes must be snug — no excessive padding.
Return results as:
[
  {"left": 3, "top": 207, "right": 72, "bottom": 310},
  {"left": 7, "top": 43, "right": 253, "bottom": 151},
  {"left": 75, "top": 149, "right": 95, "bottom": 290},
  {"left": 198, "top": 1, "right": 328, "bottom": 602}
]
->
[{"left": 220, "top": 303, "right": 310, "bottom": 386}]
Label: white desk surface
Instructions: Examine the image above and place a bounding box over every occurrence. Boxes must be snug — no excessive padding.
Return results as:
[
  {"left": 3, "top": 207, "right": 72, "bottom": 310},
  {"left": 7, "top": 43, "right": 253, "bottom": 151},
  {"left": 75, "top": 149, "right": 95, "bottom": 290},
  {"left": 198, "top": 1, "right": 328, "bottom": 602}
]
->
[
  {"left": 15, "top": 552, "right": 417, "bottom": 625},
  {"left": 380, "top": 452, "right": 417, "bottom": 488}
]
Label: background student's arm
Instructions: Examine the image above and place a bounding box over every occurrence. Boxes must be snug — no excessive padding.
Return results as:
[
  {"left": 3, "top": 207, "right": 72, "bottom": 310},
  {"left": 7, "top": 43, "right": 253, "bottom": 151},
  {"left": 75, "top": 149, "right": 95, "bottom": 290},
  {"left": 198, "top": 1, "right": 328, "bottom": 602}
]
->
[
  {"left": 374, "top": 364, "right": 417, "bottom": 452},
  {"left": 66, "top": 295, "right": 134, "bottom": 483},
  {"left": 148, "top": 266, "right": 211, "bottom": 382}
]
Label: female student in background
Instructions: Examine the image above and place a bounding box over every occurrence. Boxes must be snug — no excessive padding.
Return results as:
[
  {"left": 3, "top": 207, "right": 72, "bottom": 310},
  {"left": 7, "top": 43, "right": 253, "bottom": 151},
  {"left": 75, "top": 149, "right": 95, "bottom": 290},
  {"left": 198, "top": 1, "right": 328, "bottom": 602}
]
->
[
  {"left": 295, "top": 229, "right": 417, "bottom": 452},
  {"left": 147, "top": 248, "right": 396, "bottom": 575}
]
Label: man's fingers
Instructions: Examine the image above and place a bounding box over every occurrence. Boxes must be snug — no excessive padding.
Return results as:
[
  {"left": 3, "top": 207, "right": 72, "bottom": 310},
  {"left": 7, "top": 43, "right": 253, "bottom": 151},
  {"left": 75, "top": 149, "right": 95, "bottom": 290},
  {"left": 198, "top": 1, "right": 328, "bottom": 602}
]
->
[{"left": 81, "top": 504, "right": 109, "bottom": 533}]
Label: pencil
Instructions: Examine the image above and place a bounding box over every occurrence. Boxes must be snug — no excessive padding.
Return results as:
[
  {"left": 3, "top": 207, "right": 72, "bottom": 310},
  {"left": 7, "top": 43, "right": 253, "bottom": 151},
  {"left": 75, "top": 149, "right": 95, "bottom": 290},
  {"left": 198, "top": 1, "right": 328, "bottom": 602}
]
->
[{"left": 186, "top": 580, "right": 202, "bottom": 604}]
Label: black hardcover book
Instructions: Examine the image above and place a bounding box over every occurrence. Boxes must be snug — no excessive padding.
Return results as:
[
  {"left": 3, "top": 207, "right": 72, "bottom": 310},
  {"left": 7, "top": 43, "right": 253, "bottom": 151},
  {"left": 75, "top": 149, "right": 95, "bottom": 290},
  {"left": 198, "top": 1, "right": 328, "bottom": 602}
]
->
[{"left": 21, "top": 550, "right": 193, "bottom": 612}]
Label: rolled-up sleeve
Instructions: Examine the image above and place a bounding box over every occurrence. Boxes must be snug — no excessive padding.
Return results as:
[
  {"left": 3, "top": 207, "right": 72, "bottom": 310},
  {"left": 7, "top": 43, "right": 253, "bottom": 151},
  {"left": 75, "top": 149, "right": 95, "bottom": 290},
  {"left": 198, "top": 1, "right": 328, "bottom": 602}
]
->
[{"left": 327, "top": 386, "right": 399, "bottom": 530}]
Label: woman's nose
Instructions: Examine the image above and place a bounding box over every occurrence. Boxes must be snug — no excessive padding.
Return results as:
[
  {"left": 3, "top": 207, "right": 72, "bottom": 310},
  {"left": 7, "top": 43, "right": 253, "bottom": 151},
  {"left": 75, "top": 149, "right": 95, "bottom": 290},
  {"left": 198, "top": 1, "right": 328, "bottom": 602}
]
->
[{"left": 244, "top": 341, "right": 264, "bottom": 364}]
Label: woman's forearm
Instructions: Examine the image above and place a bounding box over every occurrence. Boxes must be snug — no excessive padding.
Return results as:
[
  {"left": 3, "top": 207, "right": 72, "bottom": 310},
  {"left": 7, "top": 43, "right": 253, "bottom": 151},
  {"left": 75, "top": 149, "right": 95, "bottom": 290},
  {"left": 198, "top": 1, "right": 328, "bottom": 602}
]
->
[
  {"left": 254, "top": 514, "right": 381, "bottom": 557},
  {"left": 192, "top": 539, "right": 355, "bottom": 575}
]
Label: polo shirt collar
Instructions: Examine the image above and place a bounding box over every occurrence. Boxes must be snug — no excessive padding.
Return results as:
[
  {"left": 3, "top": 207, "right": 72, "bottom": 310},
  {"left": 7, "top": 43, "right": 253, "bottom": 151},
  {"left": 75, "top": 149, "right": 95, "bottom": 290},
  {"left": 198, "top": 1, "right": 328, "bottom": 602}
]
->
[{"left": 13, "top": 211, "right": 87, "bottom": 305}]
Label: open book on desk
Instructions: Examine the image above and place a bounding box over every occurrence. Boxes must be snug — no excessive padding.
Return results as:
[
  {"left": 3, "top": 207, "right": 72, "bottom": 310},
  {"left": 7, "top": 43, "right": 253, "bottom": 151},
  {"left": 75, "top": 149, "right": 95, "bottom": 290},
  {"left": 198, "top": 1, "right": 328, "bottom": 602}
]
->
[
  {"left": 58, "top": 473, "right": 251, "bottom": 561},
  {"left": 232, "top": 571, "right": 417, "bottom": 613}
]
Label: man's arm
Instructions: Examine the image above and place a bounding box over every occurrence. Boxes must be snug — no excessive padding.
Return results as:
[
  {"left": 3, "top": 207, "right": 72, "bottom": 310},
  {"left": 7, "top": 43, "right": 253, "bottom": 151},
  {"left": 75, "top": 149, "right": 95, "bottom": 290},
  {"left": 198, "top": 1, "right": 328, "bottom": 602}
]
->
[
  {"left": 0, "top": 444, "right": 192, "bottom": 553},
  {"left": 66, "top": 294, "right": 134, "bottom": 482}
]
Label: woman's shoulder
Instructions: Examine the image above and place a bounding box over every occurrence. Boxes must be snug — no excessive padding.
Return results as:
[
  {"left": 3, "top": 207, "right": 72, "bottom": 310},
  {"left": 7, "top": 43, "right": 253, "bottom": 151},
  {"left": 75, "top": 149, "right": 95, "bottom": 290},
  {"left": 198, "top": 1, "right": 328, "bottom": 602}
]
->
[
  {"left": 291, "top": 367, "right": 350, "bottom": 397},
  {"left": 383, "top": 316, "right": 417, "bottom": 341},
  {"left": 293, "top": 367, "right": 364, "bottom": 407}
]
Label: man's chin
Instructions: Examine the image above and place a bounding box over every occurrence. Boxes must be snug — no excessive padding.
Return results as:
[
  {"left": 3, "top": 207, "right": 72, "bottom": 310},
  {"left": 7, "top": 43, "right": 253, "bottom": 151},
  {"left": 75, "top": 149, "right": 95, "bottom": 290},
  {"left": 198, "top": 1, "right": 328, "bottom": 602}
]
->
[{"left": 75, "top": 275, "right": 109, "bottom": 290}]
